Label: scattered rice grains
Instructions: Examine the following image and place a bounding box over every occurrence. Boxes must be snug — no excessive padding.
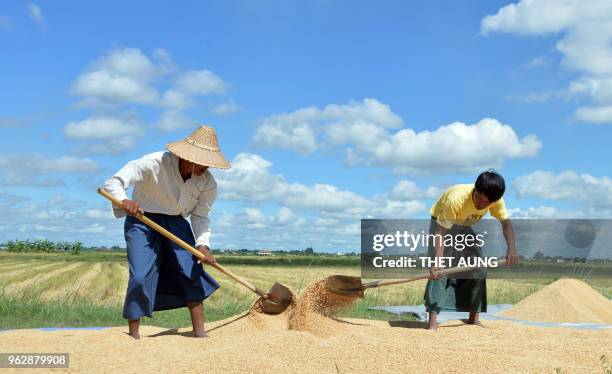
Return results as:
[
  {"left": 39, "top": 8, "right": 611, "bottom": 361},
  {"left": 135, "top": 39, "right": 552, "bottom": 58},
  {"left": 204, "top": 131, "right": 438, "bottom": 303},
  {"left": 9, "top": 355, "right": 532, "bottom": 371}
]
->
[
  {"left": 501, "top": 278, "right": 612, "bottom": 324},
  {"left": 287, "top": 279, "right": 360, "bottom": 337},
  {"left": 245, "top": 279, "right": 360, "bottom": 337}
]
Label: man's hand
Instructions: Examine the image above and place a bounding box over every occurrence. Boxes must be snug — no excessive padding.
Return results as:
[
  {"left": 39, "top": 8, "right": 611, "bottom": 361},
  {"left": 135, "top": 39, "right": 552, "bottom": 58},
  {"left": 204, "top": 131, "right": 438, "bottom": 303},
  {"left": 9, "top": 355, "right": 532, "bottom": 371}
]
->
[
  {"left": 429, "top": 267, "right": 442, "bottom": 280},
  {"left": 122, "top": 199, "right": 143, "bottom": 216},
  {"left": 506, "top": 249, "right": 519, "bottom": 266},
  {"left": 196, "top": 245, "right": 216, "bottom": 265}
]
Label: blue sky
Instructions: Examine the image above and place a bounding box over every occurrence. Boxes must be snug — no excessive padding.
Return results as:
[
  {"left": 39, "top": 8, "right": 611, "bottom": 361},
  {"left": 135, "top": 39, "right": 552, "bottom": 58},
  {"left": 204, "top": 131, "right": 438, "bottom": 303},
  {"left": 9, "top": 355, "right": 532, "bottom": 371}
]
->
[{"left": 1, "top": 0, "right": 611, "bottom": 252}]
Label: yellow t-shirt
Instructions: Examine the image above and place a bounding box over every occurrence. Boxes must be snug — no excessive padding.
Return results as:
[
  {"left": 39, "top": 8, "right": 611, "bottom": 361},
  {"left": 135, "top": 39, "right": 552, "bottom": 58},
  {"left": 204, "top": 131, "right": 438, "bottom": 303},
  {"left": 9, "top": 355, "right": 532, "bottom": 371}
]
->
[{"left": 430, "top": 184, "right": 509, "bottom": 229}]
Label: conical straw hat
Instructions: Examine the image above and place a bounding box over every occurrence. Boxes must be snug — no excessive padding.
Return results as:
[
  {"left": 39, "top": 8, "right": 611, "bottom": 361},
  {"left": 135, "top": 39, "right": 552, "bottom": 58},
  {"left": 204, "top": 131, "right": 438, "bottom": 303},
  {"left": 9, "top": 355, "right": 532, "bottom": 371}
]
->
[{"left": 166, "top": 126, "right": 231, "bottom": 169}]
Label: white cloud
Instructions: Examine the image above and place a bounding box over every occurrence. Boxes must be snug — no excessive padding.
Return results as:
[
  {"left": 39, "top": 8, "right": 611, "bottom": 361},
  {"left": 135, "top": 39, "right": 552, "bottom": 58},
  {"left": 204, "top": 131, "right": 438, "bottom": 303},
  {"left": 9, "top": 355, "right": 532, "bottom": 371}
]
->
[
  {"left": 64, "top": 116, "right": 143, "bottom": 154},
  {"left": 507, "top": 206, "right": 582, "bottom": 219},
  {"left": 156, "top": 110, "right": 197, "bottom": 132},
  {"left": 63, "top": 116, "right": 141, "bottom": 153},
  {"left": 568, "top": 76, "right": 612, "bottom": 104},
  {"left": 85, "top": 208, "right": 115, "bottom": 220},
  {"left": 70, "top": 47, "right": 230, "bottom": 110},
  {"left": 0, "top": 154, "right": 98, "bottom": 187},
  {"left": 252, "top": 98, "right": 401, "bottom": 154},
  {"left": 275, "top": 206, "right": 297, "bottom": 225},
  {"left": 160, "top": 89, "right": 194, "bottom": 109},
  {"left": 389, "top": 180, "right": 442, "bottom": 200},
  {"left": 505, "top": 90, "right": 566, "bottom": 103},
  {"left": 153, "top": 48, "right": 177, "bottom": 75},
  {"left": 253, "top": 122, "right": 318, "bottom": 155},
  {"left": 215, "top": 153, "right": 287, "bottom": 201},
  {"left": 211, "top": 100, "right": 240, "bottom": 116},
  {"left": 526, "top": 56, "right": 549, "bottom": 68},
  {"left": 482, "top": 0, "right": 612, "bottom": 124},
  {"left": 514, "top": 170, "right": 612, "bottom": 211},
  {"left": 254, "top": 100, "right": 539, "bottom": 173},
  {"left": 0, "top": 193, "right": 124, "bottom": 246},
  {"left": 176, "top": 70, "right": 227, "bottom": 95},
  {"left": 0, "top": 117, "right": 21, "bottom": 127},
  {"left": 86, "top": 137, "right": 138, "bottom": 154},
  {"left": 39, "top": 156, "right": 99, "bottom": 173},
  {"left": 574, "top": 105, "right": 612, "bottom": 123},
  {"left": 71, "top": 48, "right": 159, "bottom": 106},
  {"left": 0, "top": 15, "right": 11, "bottom": 30},
  {"left": 242, "top": 207, "right": 269, "bottom": 229},
  {"left": 64, "top": 116, "right": 143, "bottom": 140},
  {"left": 28, "top": 4, "right": 44, "bottom": 24},
  {"left": 215, "top": 152, "right": 426, "bottom": 219},
  {"left": 0, "top": 155, "right": 98, "bottom": 173},
  {"left": 68, "top": 47, "right": 231, "bottom": 153},
  {"left": 347, "top": 117, "right": 539, "bottom": 173}
]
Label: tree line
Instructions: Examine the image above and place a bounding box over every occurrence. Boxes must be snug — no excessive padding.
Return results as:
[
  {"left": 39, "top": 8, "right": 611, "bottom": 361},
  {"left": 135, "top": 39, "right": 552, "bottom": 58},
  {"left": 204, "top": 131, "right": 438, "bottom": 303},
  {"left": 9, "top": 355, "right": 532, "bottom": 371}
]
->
[{"left": 4, "top": 239, "right": 84, "bottom": 254}]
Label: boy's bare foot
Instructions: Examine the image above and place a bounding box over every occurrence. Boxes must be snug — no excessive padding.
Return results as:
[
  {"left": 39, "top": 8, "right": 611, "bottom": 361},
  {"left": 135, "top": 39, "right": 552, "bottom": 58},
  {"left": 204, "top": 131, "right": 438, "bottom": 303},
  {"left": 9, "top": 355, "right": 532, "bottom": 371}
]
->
[
  {"left": 467, "top": 320, "right": 486, "bottom": 328},
  {"left": 427, "top": 311, "right": 438, "bottom": 331},
  {"left": 467, "top": 312, "right": 484, "bottom": 327},
  {"left": 129, "top": 332, "right": 141, "bottom": 340}
]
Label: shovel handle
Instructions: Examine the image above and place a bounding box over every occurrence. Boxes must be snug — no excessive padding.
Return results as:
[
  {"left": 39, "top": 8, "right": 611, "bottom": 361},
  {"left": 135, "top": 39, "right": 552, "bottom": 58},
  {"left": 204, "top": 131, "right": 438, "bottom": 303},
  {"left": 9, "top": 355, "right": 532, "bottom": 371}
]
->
[
  {"left": 362, "top": 259, "right": 507, "bottom": 289},
  {"left": 97, "top": 188, "right": 267, "bottom": 298}
]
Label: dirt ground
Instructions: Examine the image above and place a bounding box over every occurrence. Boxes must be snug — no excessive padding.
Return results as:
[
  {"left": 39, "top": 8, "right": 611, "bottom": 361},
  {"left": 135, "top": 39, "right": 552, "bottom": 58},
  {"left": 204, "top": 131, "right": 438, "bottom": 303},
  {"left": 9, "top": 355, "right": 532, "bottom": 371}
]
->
[{"left": 1, "top": 312, "right": 610, "bottom": 373}]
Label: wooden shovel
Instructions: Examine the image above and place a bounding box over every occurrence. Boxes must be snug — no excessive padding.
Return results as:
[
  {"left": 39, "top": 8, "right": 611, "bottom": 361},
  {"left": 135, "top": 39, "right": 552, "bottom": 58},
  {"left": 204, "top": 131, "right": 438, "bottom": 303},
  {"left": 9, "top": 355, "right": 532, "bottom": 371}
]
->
[
  {"left": 97, "top": 188, "right": 293, "bottom": 314},
  {"left": 324, "top": 259, "right": 507, "bottom": 298}
]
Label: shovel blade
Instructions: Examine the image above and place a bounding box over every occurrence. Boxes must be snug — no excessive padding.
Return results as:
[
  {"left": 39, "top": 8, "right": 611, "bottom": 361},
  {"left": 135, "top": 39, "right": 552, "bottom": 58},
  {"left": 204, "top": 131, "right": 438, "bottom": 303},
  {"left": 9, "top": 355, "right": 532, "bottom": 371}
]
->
[
  {"left": 259, "top": 282, "right": 293, "bottom": 315},
  {"left": 323, "top": 275, "right": 365, "bottom": 298}
]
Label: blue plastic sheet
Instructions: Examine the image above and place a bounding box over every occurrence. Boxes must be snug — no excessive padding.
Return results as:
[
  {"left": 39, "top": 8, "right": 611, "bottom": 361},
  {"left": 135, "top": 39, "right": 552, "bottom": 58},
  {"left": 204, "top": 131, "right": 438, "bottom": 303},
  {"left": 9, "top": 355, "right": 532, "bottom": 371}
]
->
[
  {"left": 1, "top": 326, "right": 110, "bottom": 333},
  {"left": 369, "top": 304, "right": 612, "bottom": 330}
]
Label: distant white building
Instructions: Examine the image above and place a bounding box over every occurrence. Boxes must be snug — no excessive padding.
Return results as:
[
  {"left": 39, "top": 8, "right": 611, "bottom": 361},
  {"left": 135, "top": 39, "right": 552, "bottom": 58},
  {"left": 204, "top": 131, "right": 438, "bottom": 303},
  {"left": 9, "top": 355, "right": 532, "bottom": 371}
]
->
[{"left": 258, "top": 250, "right": 273, "bottom": 256}]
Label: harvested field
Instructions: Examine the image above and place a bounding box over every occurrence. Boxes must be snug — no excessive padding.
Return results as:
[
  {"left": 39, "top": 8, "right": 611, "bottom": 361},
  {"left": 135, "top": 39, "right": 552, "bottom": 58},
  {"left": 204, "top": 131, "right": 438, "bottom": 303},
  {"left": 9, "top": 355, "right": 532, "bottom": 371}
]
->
[{"left": 501, "top": 278, "right": 612, "bottom": 324}]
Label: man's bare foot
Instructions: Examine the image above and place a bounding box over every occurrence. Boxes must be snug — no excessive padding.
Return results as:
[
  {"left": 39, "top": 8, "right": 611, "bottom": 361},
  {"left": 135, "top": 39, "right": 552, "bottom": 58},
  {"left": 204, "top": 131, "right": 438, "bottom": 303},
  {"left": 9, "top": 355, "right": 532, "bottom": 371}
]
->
[
  {"left": 193, "top": 330, "right": 209, "bottom": 338},
  {"left": 426, "top": 324, "right": 438, "bottom": 331},
  {"left": 128, "top": 319, "right": 140, "bottom": 340}
]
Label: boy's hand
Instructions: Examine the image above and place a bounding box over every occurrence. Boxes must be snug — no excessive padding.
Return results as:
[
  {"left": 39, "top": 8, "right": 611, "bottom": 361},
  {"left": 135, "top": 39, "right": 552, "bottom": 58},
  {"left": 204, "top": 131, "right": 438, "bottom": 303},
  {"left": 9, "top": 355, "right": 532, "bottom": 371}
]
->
[
  {"left": 429, "top": 267, "right": 442, "bottom": 280},
  {"left": 506, "top": 249, "right": 519, "bottom": 266}
]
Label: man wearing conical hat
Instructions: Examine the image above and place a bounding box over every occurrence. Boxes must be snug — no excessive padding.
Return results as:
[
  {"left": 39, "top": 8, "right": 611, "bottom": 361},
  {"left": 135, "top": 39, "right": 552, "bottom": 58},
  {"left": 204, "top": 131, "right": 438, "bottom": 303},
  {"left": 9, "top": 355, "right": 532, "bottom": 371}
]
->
[{"left": 103, "top": 126, "right": 230, "bottom": 339}]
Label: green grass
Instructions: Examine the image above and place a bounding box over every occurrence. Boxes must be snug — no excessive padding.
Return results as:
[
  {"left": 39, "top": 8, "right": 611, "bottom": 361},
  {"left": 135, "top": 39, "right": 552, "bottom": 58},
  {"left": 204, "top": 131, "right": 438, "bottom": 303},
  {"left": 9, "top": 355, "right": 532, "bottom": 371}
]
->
[
  {"left": 0, "top": 292, "right": 415, "bottom": 330},
  {"left": 0, "top": 289, "right": 253, "bottom": 330}
]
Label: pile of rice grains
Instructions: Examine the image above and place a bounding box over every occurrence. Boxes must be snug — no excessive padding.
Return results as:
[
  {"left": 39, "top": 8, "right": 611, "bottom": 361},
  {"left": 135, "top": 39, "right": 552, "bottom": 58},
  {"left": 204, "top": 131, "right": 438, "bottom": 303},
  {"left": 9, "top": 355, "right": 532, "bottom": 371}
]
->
[
  {"left": 247, "top": 277, "right": 612, "bottom": 336},
  {"left": 500, "top": 278, "right": 612, "bottom": 324},
  {"left": 246, "top": 278, "right": 360, "bottom": 337}
]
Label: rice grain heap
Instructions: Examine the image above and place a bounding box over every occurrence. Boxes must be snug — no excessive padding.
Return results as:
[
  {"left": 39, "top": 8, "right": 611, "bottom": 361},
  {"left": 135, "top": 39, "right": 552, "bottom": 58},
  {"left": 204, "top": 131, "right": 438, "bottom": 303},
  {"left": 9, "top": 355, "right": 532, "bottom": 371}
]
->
[{"left": 501, "top": 278, "right": 612, "bottom": 324}]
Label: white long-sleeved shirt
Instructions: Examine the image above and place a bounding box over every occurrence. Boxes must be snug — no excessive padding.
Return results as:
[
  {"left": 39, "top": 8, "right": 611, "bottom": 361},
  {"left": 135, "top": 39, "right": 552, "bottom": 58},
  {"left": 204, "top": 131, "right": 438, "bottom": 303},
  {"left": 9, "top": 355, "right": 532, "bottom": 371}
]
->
[{"left": 103, "top": 151, "right": 217, "bottom": 248}]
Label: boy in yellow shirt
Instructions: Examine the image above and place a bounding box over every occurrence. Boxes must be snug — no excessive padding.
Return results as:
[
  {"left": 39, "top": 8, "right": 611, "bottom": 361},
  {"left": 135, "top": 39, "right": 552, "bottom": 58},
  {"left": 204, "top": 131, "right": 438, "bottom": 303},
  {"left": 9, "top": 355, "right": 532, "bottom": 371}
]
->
[{"left": 425, "top": 171, "right": 519, "bottom": 330}]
